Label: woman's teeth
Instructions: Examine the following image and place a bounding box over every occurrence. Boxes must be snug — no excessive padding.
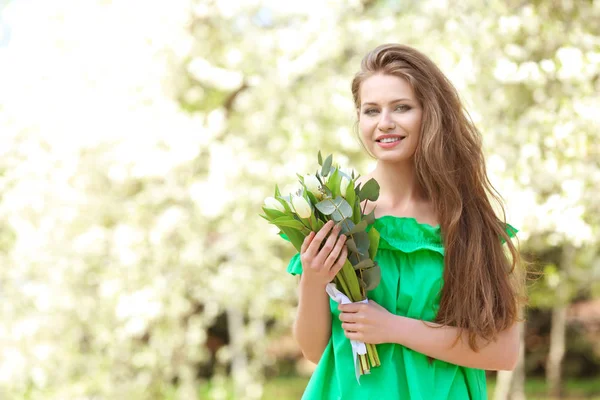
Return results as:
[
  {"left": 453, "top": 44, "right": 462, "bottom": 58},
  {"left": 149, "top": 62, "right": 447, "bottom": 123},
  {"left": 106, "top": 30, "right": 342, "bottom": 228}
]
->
[{"left": 379, "top": 137, "right": 401, "bottom": 143}]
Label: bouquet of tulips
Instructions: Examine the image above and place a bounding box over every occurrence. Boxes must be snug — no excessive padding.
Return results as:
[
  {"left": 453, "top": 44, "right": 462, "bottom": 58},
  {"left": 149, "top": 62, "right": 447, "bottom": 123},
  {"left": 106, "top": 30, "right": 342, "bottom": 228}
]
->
[{"left": 260, "top": 151, "right": 382, "bottom": 378}]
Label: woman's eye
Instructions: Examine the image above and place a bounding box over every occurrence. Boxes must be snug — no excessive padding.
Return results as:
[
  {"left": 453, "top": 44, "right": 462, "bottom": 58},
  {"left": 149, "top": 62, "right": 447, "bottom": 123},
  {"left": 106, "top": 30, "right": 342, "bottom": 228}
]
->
[
  {"left": 364, "top": 109, "right": 378, "bottom": 115},
  {"left": 395, "top": 105, "right": 410, "bottom": 112}
]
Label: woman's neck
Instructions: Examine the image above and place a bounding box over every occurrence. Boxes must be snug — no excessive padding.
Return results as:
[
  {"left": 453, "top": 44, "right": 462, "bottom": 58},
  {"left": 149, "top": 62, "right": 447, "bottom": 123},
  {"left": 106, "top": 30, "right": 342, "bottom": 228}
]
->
[{"left": 371, "top": 160, "right": 427, "bottom": 209}]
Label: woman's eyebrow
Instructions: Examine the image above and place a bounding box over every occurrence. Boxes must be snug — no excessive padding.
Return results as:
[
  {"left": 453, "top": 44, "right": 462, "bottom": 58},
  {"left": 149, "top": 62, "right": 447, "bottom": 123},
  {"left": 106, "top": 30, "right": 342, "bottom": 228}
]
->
[{"left": 361, "top": 98, "right": 412, "bottom": 107}]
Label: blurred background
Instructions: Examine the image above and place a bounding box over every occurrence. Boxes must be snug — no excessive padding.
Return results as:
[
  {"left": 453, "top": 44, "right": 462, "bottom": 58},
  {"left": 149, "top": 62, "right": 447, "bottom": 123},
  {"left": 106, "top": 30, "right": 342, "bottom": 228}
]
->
[{"left": 0, "top": 0, "right": 598, "bottom": 399}]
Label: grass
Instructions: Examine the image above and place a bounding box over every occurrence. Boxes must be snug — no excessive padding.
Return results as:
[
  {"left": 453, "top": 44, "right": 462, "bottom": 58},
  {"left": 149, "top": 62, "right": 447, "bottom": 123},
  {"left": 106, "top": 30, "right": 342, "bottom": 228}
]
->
[{"left": 198, "top": 376, "right": 600, "bottom": 399}]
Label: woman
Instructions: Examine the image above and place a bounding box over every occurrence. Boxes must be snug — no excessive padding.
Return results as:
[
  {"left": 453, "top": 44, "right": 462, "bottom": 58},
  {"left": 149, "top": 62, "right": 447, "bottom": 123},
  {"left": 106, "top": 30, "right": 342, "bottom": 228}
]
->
[{"left": 284, "top": 44, "right": 524, "bottom": 399}]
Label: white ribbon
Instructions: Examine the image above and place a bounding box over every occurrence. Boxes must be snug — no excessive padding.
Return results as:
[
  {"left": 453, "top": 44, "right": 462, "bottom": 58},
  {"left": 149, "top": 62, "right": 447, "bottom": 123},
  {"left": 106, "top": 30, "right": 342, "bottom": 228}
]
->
[{"left": 325, "top": 282, "right": 370, "bottom": 384}]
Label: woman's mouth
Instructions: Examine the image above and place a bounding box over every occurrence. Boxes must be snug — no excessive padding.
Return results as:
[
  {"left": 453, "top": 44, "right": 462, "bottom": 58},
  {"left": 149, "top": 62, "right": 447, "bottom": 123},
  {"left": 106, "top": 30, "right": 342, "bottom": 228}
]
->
[{"left": 376, "top": 136, "right": 405, "bottom": 148}]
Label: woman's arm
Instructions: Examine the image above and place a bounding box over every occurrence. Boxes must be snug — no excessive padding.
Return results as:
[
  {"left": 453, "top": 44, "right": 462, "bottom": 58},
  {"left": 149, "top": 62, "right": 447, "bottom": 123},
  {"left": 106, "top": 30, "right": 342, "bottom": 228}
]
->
[
  {"left": 293, "top": 275, "right": 331, "bottom": 364},
  {"left": 388, "top": 316, "right": 521, "bottom": 371},
  {"left": 338, "top": 300, "right": 520, "bottom": 371}
]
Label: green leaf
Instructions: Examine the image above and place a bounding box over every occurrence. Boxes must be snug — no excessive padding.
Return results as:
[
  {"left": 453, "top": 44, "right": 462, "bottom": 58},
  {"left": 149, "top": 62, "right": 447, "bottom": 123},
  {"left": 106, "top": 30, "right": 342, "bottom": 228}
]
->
[
  {"left": 276, "top": 196, "right": 293, "bottom": 213},
  {"left": 364, "top": 208, "right": 376, "bottom": 225},
  {"left": 348, "top": 219, "right": 367, "bottom": 235},
  {"left": 327, "top": 167, "right": 341, "bottom": 198},
  {"left": 352, "top": 259, "right": 374, "bottom": 270},
  {"left": 275, "top": 184, "right": 282, "bottom": 198},
  {"left": 318, "top": 150, "right": 323, "bottom": 166},
  {"left": 279, "top": 226, "right": 306, "bottom": 252},
  {"left": 367, "top": 227, "right": 380, "bottom": 260},
  {"left": 362, "top": 265, "right": 381, "bottom": 291},
  {"left": 270, "top": 216, "right": 306, "bottom": 230},
  {"left": 353, "top": 182, "right": 363, "bottom": 223},
  {"left": 338, "top": 218, "right": 355, "bottom": 235},
  {"left": 259, "top": 214, "right": 270, "bottom": 221},
  {"left": 262, "top": 207, "right": 286, "bottom": 220},
  {"left": 306, "top": 191, "right": 318, "bottom": 206},
  {"left": 321, "top": 154, "right": 333, "bottom": 176},
  {"left": 339, "top": 260, "right": 363, "bottom": 301},
  {"left": 358, "top": 178, "right": 380, "bottom": 202},
  {"left": 352, "top": 231, "right": 370, "bottom": 256},
  {"left": 315, "top": 196, "right": 353, "bottom": 221},
  {"left": 345, "top": 238, "right": 359, "bottom": 253},
  {"left": 345, "top": 178, "right": 356, "bottom": 208}
]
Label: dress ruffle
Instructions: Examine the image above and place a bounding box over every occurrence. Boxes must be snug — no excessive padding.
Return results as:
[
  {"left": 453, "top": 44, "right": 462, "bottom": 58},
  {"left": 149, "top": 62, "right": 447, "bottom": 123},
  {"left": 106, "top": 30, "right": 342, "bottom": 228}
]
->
[
  {"left": 368, "top": 216, "right": 518, "bottom": 256},
  {"left": 368, "top": 216, "right": 444, "bottom": 255}
]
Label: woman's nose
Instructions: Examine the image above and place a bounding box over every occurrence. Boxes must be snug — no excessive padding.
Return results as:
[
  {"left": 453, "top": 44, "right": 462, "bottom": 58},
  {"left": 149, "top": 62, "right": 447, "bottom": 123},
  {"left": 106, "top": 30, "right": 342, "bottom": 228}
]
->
[{"left": 377, "top": 111, "right": 395, "bottom": 131}]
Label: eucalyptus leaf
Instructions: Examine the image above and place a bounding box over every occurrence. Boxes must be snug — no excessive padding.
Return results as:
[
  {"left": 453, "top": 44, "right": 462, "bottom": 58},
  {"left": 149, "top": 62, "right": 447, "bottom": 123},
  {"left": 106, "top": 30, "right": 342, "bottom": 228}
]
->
[
  {"left": 338, "top": 218, "right": 355, "bottom": 235},
  {"left": 315, "top": 196, "right": 352, "bottom": 219},
  {"left": 349, "top": 219, "right": 368, "bottom": 235},
  {"left": 352, "top": 259, "right": 374, "bottom": 271},
  {"left": 352, "top": 231, "right": 370, "bottom": 256},
  {"left": 358, "top": 178, "right": 380, "bottom": 202},
  {"left": 345, "top": 238, "right": 359, "bottom": 253},
  {"left": 318, "top": 150, "right": 323, "bottom": 166},
  {"left": 321, "top": 154, "right": 333, "bottom": 176},
  {"left": 338, "top": 169, "right": 352, "bottom": 181},
  {"left": 362, "top": 266, "right": 381, "bottom": 291},
  {"left": 364, "top": 208, "right": 376, "bottom": 225}
]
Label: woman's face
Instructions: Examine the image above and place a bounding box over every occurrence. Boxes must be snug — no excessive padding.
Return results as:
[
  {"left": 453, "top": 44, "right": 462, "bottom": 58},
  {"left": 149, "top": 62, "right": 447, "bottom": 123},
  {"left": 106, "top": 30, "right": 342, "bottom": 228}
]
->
[{"left": 357, "top": 73, "right": 422, "bottom": 163}]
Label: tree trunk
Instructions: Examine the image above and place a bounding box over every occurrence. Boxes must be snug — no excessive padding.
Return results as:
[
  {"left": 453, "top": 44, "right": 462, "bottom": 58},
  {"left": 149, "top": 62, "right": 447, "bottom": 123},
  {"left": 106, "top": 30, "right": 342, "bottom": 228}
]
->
[
  {"left": 493, "top": 370, "right": 512, "bottom": 400},
  {"left": 511, "top": 321, "right": 526, "bottom": 400},
  {"left": 546, "top": 244, "right": 575, "bottom": 398},
  {"left": 493, "top": 318, "right": 526, "bottom": 400},
  {"left": 227, "top": 306, "right": 249, "bottom": 399}
]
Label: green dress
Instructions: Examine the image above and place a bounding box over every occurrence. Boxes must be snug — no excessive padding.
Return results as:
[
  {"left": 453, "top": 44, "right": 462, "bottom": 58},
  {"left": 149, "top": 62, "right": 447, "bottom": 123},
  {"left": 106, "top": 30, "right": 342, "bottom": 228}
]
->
[{"left": 282, "top": 216, "right": 518, "bottom": 400}]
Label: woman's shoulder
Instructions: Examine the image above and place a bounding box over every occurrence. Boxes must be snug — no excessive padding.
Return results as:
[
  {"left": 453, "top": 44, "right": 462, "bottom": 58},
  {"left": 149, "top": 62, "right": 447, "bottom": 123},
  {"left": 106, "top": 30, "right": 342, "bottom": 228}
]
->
[{"left": 370, "top": 215, "right": 444, "bottom": 255}]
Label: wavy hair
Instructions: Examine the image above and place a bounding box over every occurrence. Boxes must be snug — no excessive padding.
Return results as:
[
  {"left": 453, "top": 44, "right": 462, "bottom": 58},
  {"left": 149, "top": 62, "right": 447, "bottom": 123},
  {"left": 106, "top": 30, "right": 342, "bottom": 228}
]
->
[{"left": 351, "top": 44, "right": 525, "bottom": 351}]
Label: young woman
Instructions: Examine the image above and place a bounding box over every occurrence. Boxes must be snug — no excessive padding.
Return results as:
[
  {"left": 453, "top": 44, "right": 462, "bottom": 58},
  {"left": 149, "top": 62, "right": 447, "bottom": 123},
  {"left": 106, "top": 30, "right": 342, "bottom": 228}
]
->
[{"left": 284, "top": 44, "right": 524, "bottom": 399}]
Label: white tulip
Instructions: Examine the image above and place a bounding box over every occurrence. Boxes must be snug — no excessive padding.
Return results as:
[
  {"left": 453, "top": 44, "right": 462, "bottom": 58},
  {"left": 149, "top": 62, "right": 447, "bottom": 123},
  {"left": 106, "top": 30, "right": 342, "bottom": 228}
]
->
[
  {"left": 264, "top": 197, "right": 285, "bottom": 212},
  {"left": 291, "top": 195, "right": 312, "bottom": 219},
  {"left": 340, "top": 176, "right": 351, "bottom": 198},
  {"left": 304, "top": 174, "right": 322, "bottom": 199}
]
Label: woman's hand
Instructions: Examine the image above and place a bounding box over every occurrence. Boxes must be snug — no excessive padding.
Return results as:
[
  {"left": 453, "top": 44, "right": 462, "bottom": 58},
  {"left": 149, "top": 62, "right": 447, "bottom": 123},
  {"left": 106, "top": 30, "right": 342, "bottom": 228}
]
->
[
  {"left": 338, "top": 300, "right": 395, "bottom": 345},
  {"left": 300, "top": 220, "right": 348, "bottom": 287}
]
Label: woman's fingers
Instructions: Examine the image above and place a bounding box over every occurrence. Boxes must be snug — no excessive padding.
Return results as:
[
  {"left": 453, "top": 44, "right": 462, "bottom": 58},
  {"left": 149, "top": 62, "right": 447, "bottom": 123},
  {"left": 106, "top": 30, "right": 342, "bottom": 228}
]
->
[
  {"left": 315, "top": 223, "right": 341, "bottom": 267},
  {"left": 331, "top": 246, "right": 348, "bottom": 277},
  {"left": 324, "top": 233, "right": 347, "bottom": 272},
  {"left": 299, "top": 221, "right": 349, "bottom": 284},
  {"left": 307, "top": 220, "right": 335, "bottom": 255},
  {"left": 301, "top": 231, "right": 315, "bottom": 253}
]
